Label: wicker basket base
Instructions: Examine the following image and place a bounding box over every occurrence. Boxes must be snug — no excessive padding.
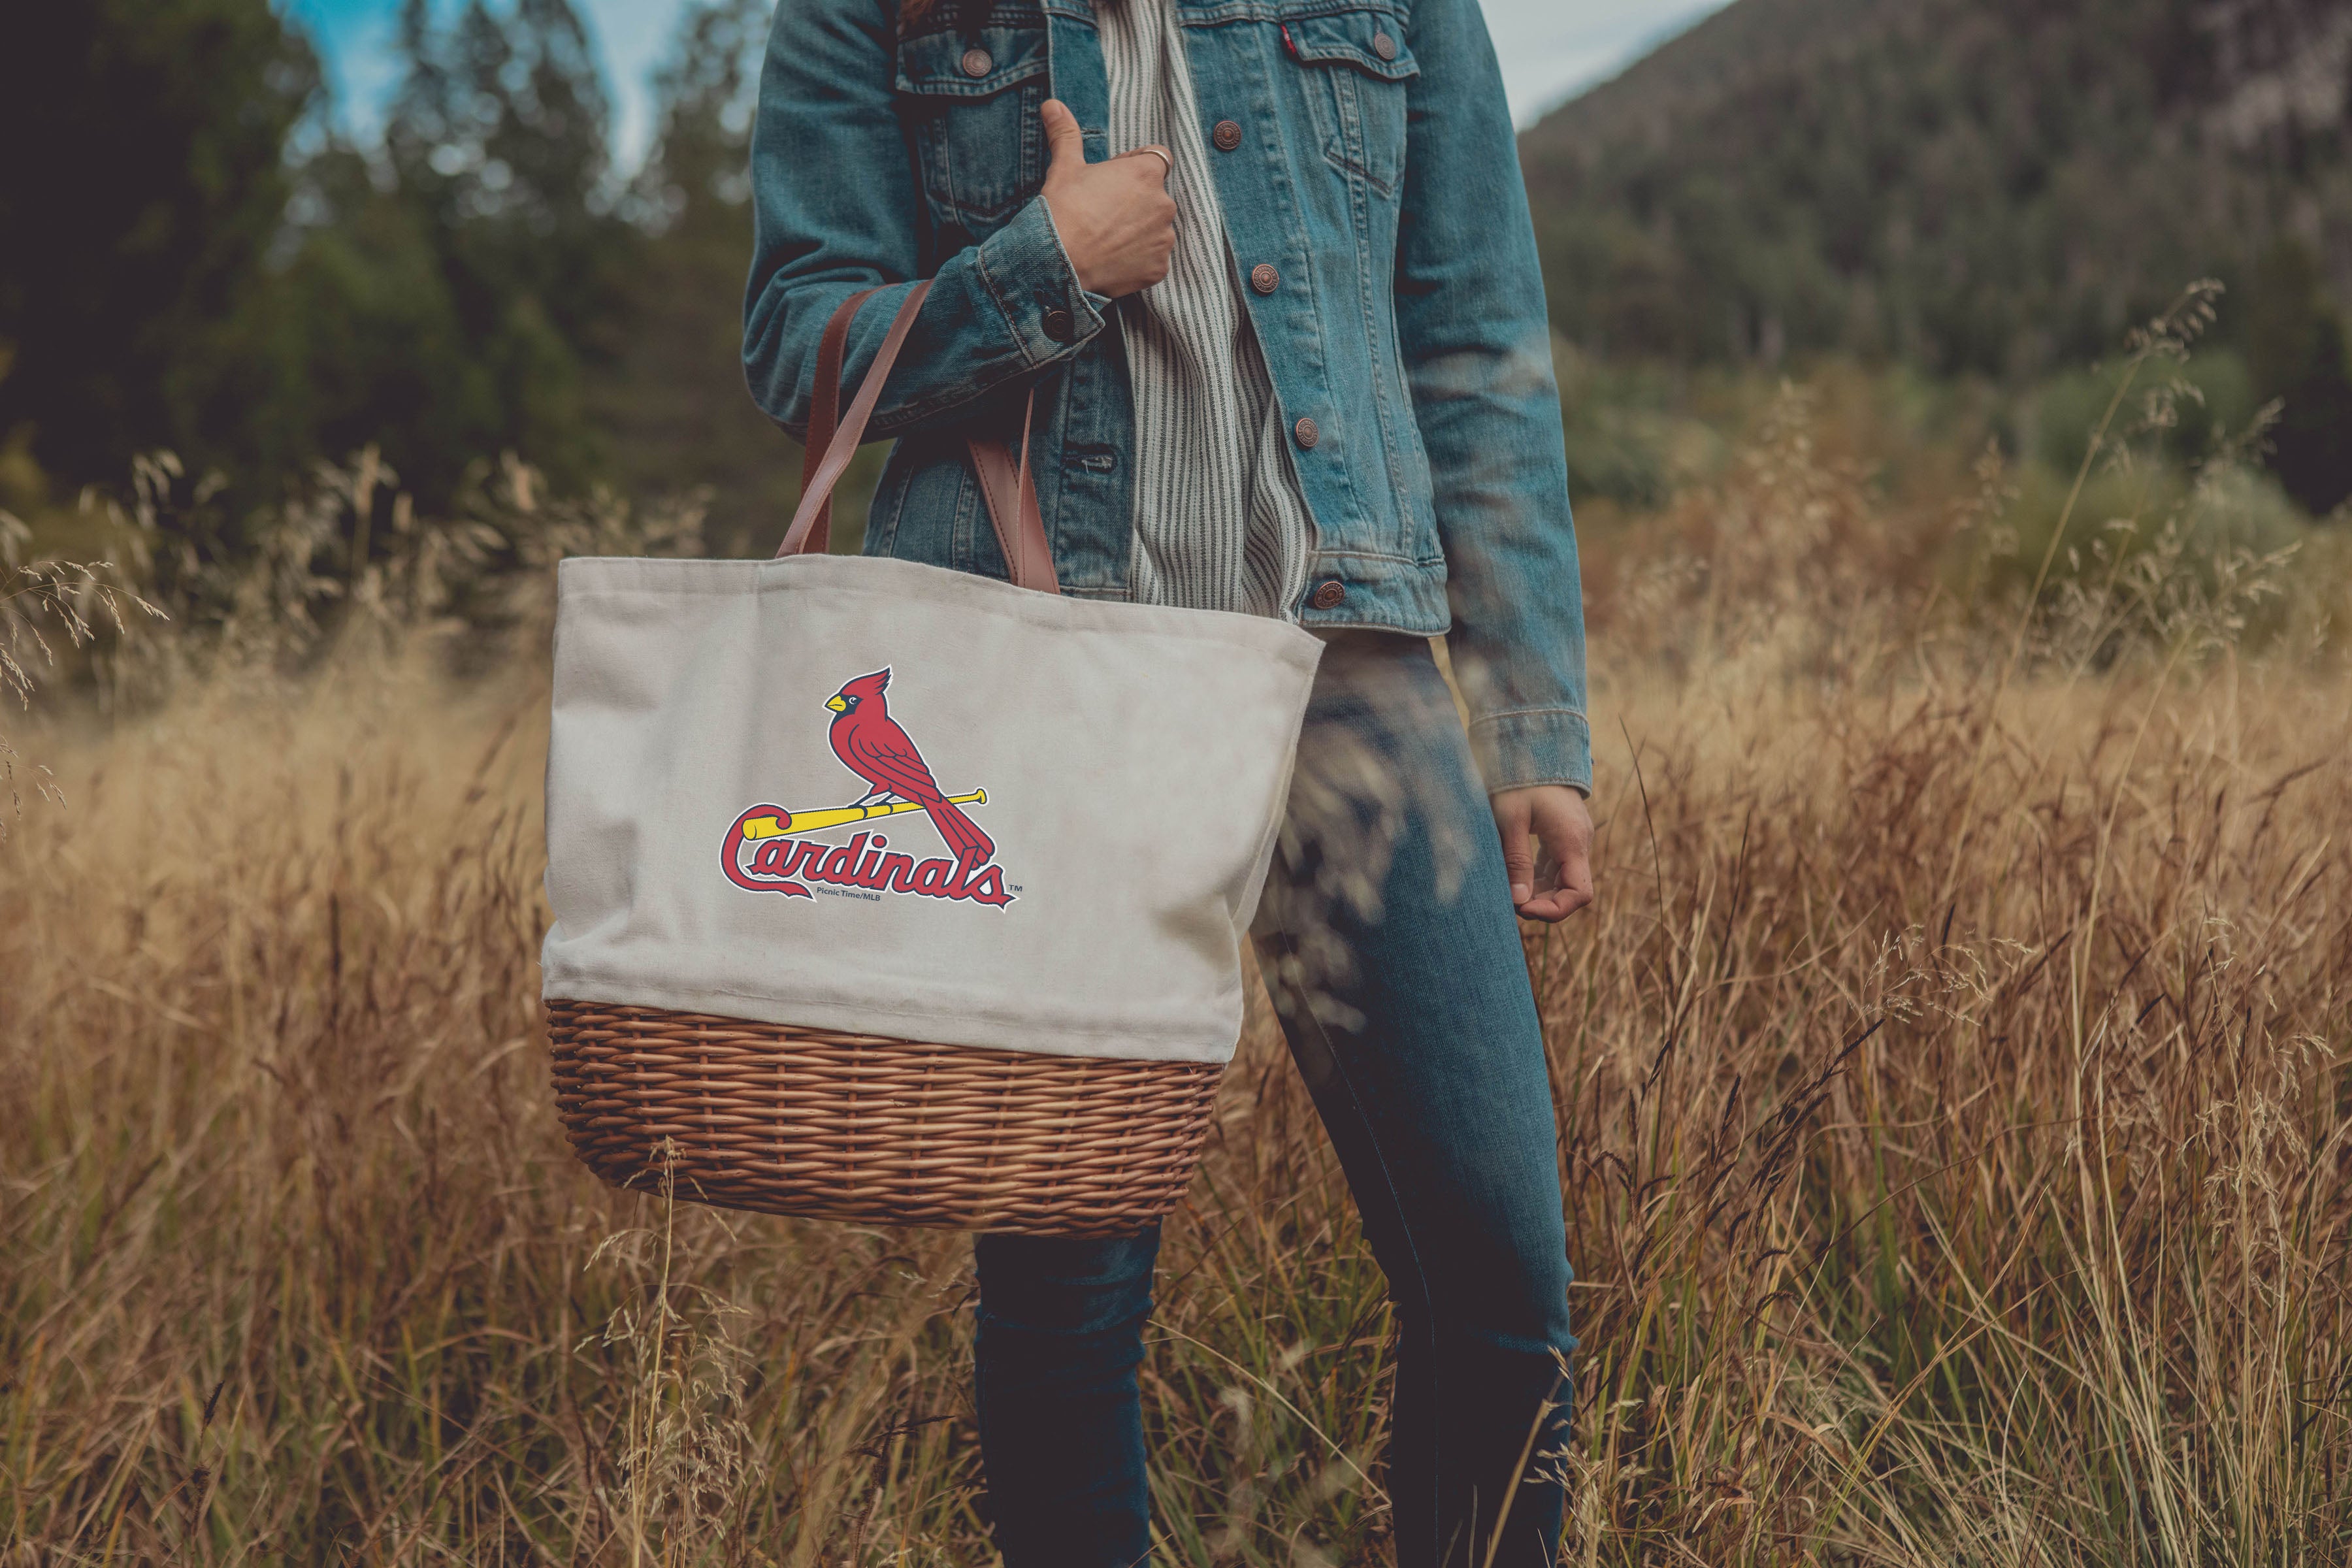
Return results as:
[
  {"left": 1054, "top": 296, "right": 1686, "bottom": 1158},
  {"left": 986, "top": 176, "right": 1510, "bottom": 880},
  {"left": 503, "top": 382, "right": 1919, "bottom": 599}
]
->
[{"left": 546, "top": 1001, "right": 1224, "bottom": 1237}]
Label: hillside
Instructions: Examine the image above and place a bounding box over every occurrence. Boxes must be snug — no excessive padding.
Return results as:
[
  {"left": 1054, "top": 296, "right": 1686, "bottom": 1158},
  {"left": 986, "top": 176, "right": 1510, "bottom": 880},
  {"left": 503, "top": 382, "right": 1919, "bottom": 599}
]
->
[{"left": 1519, "top": 0, "right": 2352, "bottom": 378}]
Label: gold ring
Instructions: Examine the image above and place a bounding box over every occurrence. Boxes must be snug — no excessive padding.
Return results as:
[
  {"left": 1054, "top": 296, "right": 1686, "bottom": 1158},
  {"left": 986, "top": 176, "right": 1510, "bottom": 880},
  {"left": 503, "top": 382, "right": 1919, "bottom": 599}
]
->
[{"left": 1135, "top": 146, "right": 1173, "bottom": 176}]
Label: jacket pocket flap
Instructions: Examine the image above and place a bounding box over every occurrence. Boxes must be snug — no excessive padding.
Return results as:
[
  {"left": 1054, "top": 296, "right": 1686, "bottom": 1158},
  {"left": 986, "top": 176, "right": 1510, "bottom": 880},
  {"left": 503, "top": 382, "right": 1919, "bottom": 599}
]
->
[
  {"left": 896, "top": 25, "right": 1049, "bottom": 98},
  {"left": 1283, "top": 12, "right": 1419, "bottom": 81}
]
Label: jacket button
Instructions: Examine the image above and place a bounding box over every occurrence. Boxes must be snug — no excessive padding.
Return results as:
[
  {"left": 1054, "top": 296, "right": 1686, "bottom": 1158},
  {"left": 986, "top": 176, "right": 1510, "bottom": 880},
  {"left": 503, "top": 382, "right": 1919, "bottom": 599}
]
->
[
  {"left": 1293, "top": 416, "right": 1319, "bottom": 449},
  {"left": 960, "top": 46, "right": 992, "bottom": 77},
  {"left": 1041, "top": 307, "right": 1075, "bottom": 343},
  {"left": 1371, "top": 30, "right": 1397, "bottom": 60},
  {"left": 1249, "top": 263, "right": 1280, "bottom": 294},
  {"left": 1311, "top": 580, "right": 1347, "bottom": 610},
  {"left": 1212, "top": 118, "right": 1243, "bottom": 152}
]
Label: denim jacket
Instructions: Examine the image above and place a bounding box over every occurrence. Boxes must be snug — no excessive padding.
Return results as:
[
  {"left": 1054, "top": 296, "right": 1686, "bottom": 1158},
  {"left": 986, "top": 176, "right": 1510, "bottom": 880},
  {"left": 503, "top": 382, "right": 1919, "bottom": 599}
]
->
[{"left": 745, "top": 0, "right": 1591, "bottom": 793}]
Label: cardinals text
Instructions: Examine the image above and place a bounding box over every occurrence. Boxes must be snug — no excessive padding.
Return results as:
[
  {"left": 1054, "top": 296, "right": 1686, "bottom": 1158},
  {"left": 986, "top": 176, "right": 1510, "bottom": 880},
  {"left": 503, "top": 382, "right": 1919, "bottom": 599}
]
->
[{"left": 721, "top": 810, "right": 1015, "bottom": 908}]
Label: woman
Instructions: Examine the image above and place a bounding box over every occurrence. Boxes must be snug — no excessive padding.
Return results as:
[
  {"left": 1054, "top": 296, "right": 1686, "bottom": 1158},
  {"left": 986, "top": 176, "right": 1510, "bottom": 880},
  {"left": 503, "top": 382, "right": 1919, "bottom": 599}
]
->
[{"left": 745, "top": 0, "right": 1594, "bottom": 1561}]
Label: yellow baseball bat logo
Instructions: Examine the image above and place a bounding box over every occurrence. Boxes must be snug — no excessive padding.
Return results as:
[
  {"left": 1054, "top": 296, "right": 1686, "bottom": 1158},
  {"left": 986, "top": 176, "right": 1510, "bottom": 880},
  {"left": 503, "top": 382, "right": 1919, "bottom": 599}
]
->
[{"left": 738, "top": 790, "right": 987, "bottom": 842}]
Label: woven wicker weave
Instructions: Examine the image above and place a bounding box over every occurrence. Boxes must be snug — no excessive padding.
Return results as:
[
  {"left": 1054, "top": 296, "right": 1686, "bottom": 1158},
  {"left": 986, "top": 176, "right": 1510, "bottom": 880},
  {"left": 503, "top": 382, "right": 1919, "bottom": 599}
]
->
[{"left": 546, "top": 1000, "right": 1224, "bottom": 1237}]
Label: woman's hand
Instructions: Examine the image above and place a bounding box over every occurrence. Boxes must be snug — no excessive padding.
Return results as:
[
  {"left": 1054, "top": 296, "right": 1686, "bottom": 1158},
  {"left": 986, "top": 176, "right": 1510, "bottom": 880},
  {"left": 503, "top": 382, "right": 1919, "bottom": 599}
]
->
[
  {"left": 1492, "top": 785, "right": 1595, "bottom": 923},
  {"left": 1039, "top": 99, "right": 1175, "bottom": 298}
]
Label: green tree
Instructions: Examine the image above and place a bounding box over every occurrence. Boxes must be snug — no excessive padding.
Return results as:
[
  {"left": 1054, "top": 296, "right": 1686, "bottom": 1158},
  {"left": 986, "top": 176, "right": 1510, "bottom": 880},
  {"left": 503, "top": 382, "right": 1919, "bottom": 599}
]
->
[
  {"left": 2247, "top": 237, "right": 2352, "bottom": 517},
  {"left": 1517, "top": 0, "right": 2341, "bottom": 382},
  {"left": 261, "top": 143, "right": 498, "bottom": 508},
  {"left": 370, "top": 0, "right": 638, "bottom": 501},
  {"left": 594, "top": 0, "right": 809, "bottom": 554},
  {"left": 0, "top": 0, "right": 319, "bottom": 491},
  {"left": 0, "top": 0, "right": 785, "bottom": 548}
]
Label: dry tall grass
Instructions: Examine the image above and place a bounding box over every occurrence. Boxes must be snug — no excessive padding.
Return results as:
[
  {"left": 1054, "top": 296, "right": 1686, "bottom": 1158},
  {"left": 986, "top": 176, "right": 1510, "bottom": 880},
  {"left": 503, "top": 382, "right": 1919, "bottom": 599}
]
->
[{"left": 4, "top": 335, "right": 2349, "bottom": 1563}]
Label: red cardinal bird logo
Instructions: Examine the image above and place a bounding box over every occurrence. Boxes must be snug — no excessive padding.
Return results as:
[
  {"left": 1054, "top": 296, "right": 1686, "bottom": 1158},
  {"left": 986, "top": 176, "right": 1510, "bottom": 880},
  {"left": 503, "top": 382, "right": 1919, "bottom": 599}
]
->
[
  {"left": 824, "top": 668, "right": 994, "bottom": 869},
  {"left": 719, "top": 667, "right": 1013, "bottom": 907}
]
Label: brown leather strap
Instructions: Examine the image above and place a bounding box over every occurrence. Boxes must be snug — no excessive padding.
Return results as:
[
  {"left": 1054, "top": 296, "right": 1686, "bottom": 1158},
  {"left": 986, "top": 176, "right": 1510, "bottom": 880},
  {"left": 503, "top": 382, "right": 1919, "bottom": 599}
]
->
[
  {"left": 779, "top": 282, "right": 932, "bottom": 557},
  {"left": 967, "top": 393, "right": 1058, "bottom": 595},
  {"left": 794, "top": 284, "right": 883, "bottom": 557},
  {"left": 779, "top": 280, "right": 1061, "bottom": 595}
]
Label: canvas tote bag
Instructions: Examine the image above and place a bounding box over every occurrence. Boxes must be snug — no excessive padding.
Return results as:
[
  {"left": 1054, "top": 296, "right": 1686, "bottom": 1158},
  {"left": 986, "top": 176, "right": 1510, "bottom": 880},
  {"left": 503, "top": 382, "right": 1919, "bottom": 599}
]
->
[{"left": 542, "top": 282, "right": 1324, "bottom": 1235}]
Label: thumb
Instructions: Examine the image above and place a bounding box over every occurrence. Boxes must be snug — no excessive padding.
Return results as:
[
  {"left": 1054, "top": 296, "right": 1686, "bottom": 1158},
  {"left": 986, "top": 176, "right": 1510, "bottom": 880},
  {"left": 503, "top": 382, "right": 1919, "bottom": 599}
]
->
[
  {"left": 1041, "top": 99, "right": 1088, "bottom": 172},
  {"left": 1496, "top": 797, "right": 1537, "bottom": 907}
]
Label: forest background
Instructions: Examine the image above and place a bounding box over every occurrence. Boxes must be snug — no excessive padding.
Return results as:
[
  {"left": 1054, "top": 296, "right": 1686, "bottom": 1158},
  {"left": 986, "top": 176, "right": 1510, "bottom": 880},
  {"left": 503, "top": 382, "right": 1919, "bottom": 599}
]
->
[{"left": 5, "top": 0, "right": 2351, "bottom": 576}]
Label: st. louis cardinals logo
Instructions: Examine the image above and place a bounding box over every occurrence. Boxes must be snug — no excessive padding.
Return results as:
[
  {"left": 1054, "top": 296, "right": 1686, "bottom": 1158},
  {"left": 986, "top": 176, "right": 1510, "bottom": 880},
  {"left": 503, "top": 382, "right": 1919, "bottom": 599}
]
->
[{"left": 721, "top": 667, "right": 1014, "bottom": 908}]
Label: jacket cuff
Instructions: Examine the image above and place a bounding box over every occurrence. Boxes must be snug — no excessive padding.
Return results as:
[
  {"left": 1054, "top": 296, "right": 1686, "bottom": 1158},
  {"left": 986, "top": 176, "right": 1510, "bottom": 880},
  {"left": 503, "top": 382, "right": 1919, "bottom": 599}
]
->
[
  {"left": 1469, "top": 708, "right": 1593, "bottom": 797},
  {"left": 974, "top": 197, "right": 1108, "bottom": 367}
]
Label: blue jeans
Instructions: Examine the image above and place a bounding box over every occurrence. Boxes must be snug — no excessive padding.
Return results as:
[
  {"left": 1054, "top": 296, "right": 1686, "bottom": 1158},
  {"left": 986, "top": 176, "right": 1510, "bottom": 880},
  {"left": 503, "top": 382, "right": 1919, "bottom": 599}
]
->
[{"left": 974, "top": 634, "right": 1577, "bottom": 1567}]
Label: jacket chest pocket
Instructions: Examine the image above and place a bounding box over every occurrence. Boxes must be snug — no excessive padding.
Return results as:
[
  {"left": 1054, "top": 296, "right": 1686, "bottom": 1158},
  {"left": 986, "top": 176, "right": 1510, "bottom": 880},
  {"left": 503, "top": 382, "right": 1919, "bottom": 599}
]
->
[
  {"left": 1284, "top": 8, "right": 1418, "bottom": 197},
  {"left": 896, "top": 24, "right": 1050, "bottom": 245}
]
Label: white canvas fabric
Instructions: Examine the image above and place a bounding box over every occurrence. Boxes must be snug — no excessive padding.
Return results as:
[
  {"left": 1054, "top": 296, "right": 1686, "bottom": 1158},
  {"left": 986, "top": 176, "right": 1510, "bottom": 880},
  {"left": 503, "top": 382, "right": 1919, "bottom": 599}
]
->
[{"left": 541, "top": 551, "right": 1322, "bottom": 1065}]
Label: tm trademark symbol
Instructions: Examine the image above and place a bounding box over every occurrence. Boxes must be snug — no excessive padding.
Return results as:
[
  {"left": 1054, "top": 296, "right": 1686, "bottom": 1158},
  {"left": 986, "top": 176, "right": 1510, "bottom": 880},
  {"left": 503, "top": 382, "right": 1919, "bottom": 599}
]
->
[{"left": 1009, "top": 884, "right": 1023, "bottom": 894}]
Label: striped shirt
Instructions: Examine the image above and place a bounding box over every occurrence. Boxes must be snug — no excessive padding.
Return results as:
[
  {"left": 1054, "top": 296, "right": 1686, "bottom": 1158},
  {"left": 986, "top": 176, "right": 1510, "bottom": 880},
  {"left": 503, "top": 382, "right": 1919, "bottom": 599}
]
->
[{"left": 1093, "top": 0, "right": 1316, "bottom": 619}]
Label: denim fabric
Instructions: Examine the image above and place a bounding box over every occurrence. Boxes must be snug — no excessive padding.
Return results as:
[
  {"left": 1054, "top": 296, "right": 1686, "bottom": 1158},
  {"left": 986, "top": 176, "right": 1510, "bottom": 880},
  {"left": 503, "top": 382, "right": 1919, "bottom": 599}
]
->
[
  {"left": 973, "top": 632, "right": 1577, "bottom": 1567},
  {"left": 746, "top": 0, "right": 1592, "bottom": 792}
]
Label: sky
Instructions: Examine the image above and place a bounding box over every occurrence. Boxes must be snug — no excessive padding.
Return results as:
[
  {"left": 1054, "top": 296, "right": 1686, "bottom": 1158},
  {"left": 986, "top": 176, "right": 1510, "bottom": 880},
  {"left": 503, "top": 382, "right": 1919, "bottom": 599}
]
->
[{"left": 284, "top": 0, "right": 1732, "bottom": 159}]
